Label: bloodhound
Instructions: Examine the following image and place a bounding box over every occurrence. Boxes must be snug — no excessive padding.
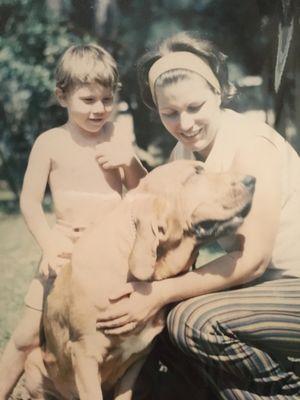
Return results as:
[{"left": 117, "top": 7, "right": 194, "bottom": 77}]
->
[{"left": 24, "top": 160, "right": 255, "bottom": 400}]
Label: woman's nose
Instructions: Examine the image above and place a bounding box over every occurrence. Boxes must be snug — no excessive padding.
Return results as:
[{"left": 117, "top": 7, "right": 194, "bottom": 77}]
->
[{"left": 179, "top": 112, "right": 194, "bottom": 131}]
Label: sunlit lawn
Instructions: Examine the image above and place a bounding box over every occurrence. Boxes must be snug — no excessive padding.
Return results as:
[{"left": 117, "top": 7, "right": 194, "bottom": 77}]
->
[{"left": 0, "top": 212, "right": 41, "bottom": 348}]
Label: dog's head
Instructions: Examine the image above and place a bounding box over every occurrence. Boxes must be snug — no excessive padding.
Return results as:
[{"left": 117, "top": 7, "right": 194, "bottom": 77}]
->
[{"left": 128, "top": 160, "right": 255, "bottom": 281}]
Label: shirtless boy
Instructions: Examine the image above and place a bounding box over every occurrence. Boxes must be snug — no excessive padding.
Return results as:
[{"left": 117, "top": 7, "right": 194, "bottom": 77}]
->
[{"left": 0, "top": 43, "right": 147, "bottom": 399}]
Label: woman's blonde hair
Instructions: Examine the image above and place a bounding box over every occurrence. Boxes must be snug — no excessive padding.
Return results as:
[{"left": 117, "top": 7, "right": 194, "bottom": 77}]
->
[{"left": 55, "top": 43, "right": 120, "bottom": 93}]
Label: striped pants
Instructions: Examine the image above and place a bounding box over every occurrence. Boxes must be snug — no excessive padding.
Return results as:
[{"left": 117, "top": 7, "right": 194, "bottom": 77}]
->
[{"left": 167, "top": 278, "right": 300, "bottom": 399}]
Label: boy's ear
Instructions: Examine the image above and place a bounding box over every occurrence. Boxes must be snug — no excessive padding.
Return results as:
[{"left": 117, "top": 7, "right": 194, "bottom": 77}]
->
[{"left": 55, "top": 87, "right": 67, "bottom": 107}]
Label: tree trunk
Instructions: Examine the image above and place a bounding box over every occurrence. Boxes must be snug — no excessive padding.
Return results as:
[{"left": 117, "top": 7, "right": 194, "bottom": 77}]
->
[
  {"left": 93, "top": 0, "right": 119, "bottom": 39},
  {"left": 46, "top": 0, "right": 63, "bottom": 15}
]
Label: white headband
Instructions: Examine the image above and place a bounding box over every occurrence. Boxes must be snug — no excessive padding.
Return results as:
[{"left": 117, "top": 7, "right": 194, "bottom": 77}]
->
[{"left": 148, "top": 51, "right": 221, "bottom": 102}]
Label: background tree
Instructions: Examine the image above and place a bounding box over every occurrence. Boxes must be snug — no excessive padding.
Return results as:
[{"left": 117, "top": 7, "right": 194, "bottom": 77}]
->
[{"left": 0, "top": 0, "right": 298, "bottom": 203}]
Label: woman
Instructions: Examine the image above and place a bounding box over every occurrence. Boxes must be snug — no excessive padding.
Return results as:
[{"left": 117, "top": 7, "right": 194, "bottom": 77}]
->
[{"left": 98, "top": 32, "right": 300, "bottom": 398}]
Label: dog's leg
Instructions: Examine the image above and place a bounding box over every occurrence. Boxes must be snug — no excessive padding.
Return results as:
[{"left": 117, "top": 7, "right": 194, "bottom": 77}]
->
[
  {"left": 71, "top": 341, "right": 102, "bottom": 400},
  {"left": 113, "top": 357, "right": 147, "bottom": 400}
]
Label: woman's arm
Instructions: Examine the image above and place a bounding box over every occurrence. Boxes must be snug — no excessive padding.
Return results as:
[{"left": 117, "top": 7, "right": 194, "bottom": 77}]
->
[
  {"left": 159, "top": 134, "right": 282, "bottom": 301},
  {"left": 97, "top": 133, "right": 282, "bottom": 333}
]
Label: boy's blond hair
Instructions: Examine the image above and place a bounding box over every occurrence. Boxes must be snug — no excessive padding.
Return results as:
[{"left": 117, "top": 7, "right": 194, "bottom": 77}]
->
[{"left": 55, "top": 43, "right": 120, "bottom": 93}]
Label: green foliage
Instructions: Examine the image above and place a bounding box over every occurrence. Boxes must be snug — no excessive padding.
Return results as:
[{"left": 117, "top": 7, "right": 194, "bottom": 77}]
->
[
  {"left": 0, "top": 0, "right": 91, "bottom": 190},
  {"left": 0, "top": 0, "right": 275, "bottom": 192}
]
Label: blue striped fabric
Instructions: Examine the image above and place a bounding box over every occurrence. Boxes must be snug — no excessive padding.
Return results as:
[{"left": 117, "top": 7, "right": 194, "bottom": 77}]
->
[{"left": 167, "top": 278, "right": 300, "bottom": 399}]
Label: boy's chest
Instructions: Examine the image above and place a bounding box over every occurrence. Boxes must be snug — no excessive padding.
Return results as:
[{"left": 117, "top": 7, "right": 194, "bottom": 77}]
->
[
  {"left": 51, "top": 145, "right": 99, "bottom": 173},
  {"left": 49, "top": 146, "right": 120, "bottom": 190}
]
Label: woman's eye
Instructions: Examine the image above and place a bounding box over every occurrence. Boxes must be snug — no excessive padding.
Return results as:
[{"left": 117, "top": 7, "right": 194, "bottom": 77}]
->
[
  {"left": 163, "top": 111, "right": 177, "bottom": 118},
  {"left": 188, "top": 104, "right": 202, "bottom": 113}
]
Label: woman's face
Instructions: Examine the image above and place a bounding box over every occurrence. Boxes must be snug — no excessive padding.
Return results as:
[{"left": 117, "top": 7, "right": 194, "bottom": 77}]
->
[{"left": 155, "top": 74, "right": 222, "bottom": 157}]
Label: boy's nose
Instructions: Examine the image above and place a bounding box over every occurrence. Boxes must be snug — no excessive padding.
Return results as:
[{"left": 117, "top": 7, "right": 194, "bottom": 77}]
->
[
  {"left": 92, "top": 101, "right": 105, "bottom": 114},
  {"left": 179, "top": 112, "right": 194, "bottom": 131}
]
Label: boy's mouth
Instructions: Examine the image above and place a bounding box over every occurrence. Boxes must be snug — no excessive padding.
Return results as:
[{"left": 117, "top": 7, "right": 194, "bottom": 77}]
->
[{"left": 89, "top": 118, "right": 103, "bottom": 123}]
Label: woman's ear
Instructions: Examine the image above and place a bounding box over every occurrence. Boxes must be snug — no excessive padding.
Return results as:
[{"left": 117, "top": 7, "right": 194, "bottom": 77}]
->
[{"left": 55, "top": 87, "right": 68, "bottom": 107}]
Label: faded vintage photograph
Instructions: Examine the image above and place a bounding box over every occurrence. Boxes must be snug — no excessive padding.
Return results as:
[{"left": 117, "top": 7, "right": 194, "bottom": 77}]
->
[{"left": 0, "top": 1, "right": 299, "bottom": 399}]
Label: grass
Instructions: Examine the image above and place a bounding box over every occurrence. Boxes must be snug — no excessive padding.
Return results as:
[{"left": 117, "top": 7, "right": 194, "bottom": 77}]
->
[
  {"left": 0, "top": 212, "right": 55, "bottom": 348},
  {"left": 0, "top": 213, "right": 39, "bottom": 347}
]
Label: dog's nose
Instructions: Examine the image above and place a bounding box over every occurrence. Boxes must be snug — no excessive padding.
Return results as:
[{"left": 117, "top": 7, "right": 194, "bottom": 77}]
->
[{"left": 242, "top": 175, "right": 256, "bottom": 192}]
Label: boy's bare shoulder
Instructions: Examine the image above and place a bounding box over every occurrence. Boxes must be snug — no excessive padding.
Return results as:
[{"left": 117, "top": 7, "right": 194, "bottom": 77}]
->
[
  {"left": 36, "top": 126, "right": 68, "bottom": 143},
  {"left": 32, "top": 126, "right": 69, "bottom": 153}
]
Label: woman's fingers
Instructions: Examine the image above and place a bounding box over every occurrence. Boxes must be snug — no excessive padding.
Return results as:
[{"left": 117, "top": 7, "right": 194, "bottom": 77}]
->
[
  {"left": 97, "top": 299, "right": 129, "bottom": 321},
  {"left": 98, "top": 310, "right": 127, "bottom": 322},
  {"left": 96, "top": 314, "right": 130, "bottom": 329},
  {"left": 109, "top": 283, "right": 135, "bottom": 301},
  {"left": 104, "top": 321, "right": 137, "bottom": 336}
]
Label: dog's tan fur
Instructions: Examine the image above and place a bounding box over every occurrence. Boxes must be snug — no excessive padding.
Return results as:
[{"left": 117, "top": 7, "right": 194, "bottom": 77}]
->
[{"left": 24, "top": 160, "right": 254, "bottom": 400}]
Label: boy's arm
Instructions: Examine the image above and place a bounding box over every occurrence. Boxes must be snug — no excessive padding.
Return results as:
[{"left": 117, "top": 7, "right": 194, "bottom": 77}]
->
[
  {"left": 95, "top": 122, "right": 147, "bottom": 190},
  {"left": 20, "top": 134, "right": 53, "bottom": 251},
  {"left": 121, "top": 155, "right": 147, "bottom": 190}
]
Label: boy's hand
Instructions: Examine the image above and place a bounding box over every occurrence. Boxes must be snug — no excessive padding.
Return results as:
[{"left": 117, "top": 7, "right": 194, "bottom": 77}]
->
[
  {"left": 95, "top": 141, "right": 135, "bottom": 170},
  {"left": 95, "top": 122, "right": 136, "bottom": 170},
  {"left": 40, "top": 232, "right": 73, "bottom": 277}
]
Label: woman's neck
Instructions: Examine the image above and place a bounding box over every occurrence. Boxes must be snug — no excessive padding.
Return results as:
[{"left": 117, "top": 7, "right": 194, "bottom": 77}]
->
[{"left": 193, "top": 108, "right": 225, "bottom": 162}]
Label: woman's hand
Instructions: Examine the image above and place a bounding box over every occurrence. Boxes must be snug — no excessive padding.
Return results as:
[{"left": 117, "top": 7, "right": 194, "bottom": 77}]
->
[{"left": 96, "top": 281, "right": 165, "bottom": 335}]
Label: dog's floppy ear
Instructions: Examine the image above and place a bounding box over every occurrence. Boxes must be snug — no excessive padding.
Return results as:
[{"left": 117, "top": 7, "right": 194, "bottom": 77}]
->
[{"left": 129, "top": 195, "right": 183, "bottom": 281}]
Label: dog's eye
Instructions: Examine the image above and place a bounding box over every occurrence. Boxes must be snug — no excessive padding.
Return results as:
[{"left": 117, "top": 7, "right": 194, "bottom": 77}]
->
[
  {"left": 158, "top": 226, "right": 166, "bottom": 235},
  {"left": 193, "top": 219, "right": 218, "bottom": 240},
  {"left": 199, "top": 220, "right": 216, "bottom": 230}
]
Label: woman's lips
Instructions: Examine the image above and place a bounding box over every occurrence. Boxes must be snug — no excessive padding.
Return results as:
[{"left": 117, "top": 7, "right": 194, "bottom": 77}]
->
[{"left": 180, "top": 127, "right": 204, "bottom": 140}]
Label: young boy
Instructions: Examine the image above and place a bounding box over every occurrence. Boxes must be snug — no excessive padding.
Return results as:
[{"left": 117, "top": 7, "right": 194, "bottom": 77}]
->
[{"left": 0, "top": 43, "right": 147, "bottom": 399}]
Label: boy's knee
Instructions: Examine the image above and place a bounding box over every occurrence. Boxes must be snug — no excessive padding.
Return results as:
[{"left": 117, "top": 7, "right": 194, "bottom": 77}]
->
[
  {"left": 12, "top": 310, "right": 41, "bottom": 352},
  {"left": 13, "top": 329, "right": 39, "bottom": 352}
]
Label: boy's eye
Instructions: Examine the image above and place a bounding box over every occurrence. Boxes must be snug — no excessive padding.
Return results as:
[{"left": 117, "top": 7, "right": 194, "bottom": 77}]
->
[
  {"left": 103, "top": 97, "right": 113, "bottom": 104},
  {"left": 81, "top": 97, "right": 95, "bottom": 103}
]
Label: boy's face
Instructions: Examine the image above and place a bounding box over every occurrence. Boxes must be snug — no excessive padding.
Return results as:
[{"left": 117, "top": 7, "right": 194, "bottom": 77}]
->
[{"left": 61, "top": 83, "right": 114, "bottom": 134}]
